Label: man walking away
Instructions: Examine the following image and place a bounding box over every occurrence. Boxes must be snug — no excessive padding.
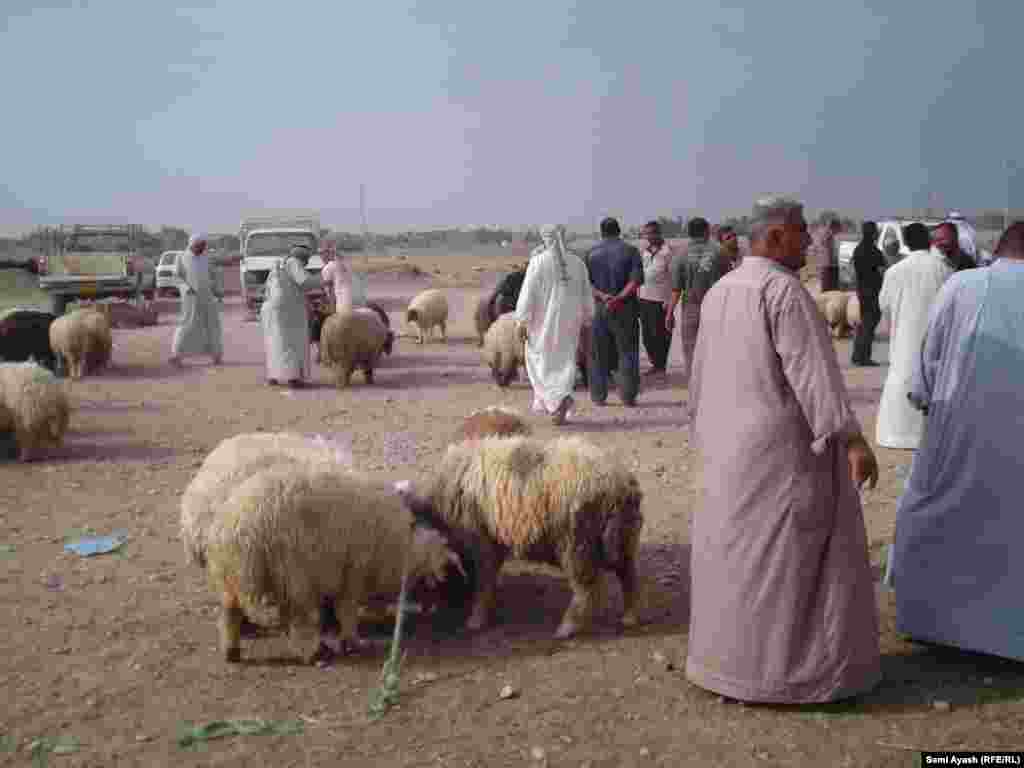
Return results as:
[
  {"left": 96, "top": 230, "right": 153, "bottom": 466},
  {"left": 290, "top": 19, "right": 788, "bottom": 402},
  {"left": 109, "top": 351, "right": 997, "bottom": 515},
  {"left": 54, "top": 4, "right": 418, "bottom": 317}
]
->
[
  {"left": 586, "top": 217, "right": 644, "bottom": 406},
  {"left": 851, "top": 221, "right": 886, "bottom": 366},
  {"left": 665, "top": 217, "right": 729, "bottom": 387},
  {"left": 637, "top": 220, "right": 674, "bottom": 378}
]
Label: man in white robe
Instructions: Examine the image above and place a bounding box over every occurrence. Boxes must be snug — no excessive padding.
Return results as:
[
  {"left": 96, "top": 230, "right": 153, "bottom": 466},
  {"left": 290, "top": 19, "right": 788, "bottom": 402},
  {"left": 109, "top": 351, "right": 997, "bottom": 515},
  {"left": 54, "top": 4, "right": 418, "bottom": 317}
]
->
[
  {"left": 890, "top": 222, "right": 1024, "bottom": 661},
  {"left": 321, "top": 245, "right": 353, "bottom": 313},
  {"left": 170, "top": 232, "right": 223, "bottom": 368},
  {"left": 875, "top": 223, "right": 954, "bottom": 449},
  {"left": 515, "top": 224, "right": 595, "bottom": 425},
  {"left": 261, "top": 244, "right": 321, "bottom": 388}
]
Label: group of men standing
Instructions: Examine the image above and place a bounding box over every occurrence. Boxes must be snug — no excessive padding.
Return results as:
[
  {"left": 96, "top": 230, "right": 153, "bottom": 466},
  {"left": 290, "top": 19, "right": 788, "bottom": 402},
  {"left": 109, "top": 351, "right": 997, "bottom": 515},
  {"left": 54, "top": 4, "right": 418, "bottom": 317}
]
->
[{"left": 512, "top": 215, "right": 741, "bottom": 424}]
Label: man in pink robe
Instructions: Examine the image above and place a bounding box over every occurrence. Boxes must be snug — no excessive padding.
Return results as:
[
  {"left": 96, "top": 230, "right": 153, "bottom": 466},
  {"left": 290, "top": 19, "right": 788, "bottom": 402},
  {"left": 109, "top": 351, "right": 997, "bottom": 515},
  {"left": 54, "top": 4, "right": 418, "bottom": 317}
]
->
[{"left": 685, "top": 195, "right": 882, "bottom": 703}]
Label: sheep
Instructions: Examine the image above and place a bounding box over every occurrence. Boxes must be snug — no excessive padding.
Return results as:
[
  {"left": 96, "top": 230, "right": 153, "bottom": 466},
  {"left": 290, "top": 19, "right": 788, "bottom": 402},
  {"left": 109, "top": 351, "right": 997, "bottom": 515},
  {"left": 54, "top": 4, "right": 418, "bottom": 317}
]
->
[
  {"left": 405, "top": 288, "right": 448, "bottom": 344},
  {"left": 481, "top": 313, "right": 525, "bottom": 387},
  {"left": 399, "top": 435, "right": 644, "bottom": 639},
  {"left": 48, "top": 307, "right": 112, "bottom": 379},
  {"left": 814, "top": 290, "right": 852, "bottom": 338},
  {"left": 846, "top": 292, "right": 861, "bottom": 331},
  {"left": 474, "top": 295, "right": 496, "bottom": 347},
  {"left": 205, "top": 465, "right": 469, "bottom": 664},
  {"left": 354, "top": 304, "right": 394, "bottom": 355},
  {"left": 319, "top": 310, "right": 393, "bottom": 388},
  {"left": 452, "top": 406, "right": 532, "bottom": 444},
  {"left": 0, "top": 361, "right": 70, "bottom": 462},
  {"left": 0, "top": 309, "right": 57, "bottom": 372}
]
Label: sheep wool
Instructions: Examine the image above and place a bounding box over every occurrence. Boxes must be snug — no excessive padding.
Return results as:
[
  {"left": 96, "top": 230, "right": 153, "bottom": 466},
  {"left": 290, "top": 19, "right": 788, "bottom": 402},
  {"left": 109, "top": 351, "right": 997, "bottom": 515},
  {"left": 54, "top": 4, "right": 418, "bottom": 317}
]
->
[
  {"left": 815, "top": 290, "right": 852, "bottom": 338},
  {"left": 406, "top": 435, "right": 644, "bottom": 639},
  {"left": 452, "top": 406, "right": 531, "bottom": 444},
  {"left": 0, "top": 361, "right": 70, "bottom": 462},
  {"left": 405, "top": 289, "right": 448, "bottom": 344},
  {"left": 180, "top": 431, "right": 354, "bottom": 570},
  {"left": 48, "top": 308, "right": 112, "bottom": 379},
  {"left": 205, "top": 465, "right": 466, "bottom": 663},
  {"left": 474, "top": 295, "right": 495, "bottom": 347},
  {"left": 319, "top": 310, "right": 392, "bottom": 388},
  {"left": 481, "top": 313, "right": 525, "bottom": 387},
  {"left": 352, "top": 305, "right": 394, "bottom": 355}
]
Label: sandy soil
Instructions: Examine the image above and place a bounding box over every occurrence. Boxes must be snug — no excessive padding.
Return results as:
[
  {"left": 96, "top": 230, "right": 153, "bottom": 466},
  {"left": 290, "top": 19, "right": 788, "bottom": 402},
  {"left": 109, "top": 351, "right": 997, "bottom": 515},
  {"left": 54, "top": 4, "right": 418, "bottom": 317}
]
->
[{"left": 2, "top": 253, "right": 1023, "bottom": 768}]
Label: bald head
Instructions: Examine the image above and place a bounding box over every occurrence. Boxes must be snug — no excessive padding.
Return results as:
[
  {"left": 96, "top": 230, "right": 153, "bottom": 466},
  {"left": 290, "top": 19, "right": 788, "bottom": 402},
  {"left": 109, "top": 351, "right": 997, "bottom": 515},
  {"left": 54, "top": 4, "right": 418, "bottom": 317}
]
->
[{"left": 995, "top": 222, "right": 1024, "bottom": 260}]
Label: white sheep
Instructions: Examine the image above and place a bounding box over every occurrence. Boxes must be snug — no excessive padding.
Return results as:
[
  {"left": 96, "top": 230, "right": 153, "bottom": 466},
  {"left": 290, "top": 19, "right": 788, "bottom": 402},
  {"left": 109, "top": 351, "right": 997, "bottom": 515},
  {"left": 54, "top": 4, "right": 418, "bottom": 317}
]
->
[
  {"left": 846, "top": 292, "right": 862, "bottom": 331},
  {"left": 399, "top": 435, "right": 645, "bottom": 639},
  {"left": 352, "top": 305, "right": 394, "bottom": 355},
  {"left": 180, "top": 432, "right": 354, "bottom": 570},
  {"left": 405, "top": 288, "right": 448, "bottom": 344},
  {"left": 319, "top": 310, "right": 393, "bottom": 388},
  {"left": 0, "top": 361, "right": 70, "bottom": 462},
  {"left": 205, "top": 465, "right": 468, "bottom": 664},
  {"left": 48, "top": 308, "right": 112, "bottom": 379},
  {"left": 481, "top": 313, "right": 525, "bottom": 387}
]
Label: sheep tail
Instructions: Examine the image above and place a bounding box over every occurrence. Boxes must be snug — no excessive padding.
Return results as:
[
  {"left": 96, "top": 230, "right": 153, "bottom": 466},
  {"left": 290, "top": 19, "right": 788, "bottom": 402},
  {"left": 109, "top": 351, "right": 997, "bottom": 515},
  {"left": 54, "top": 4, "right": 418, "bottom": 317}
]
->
[{"left": 406, "top": 309, "right": 418, "bottom": 324}]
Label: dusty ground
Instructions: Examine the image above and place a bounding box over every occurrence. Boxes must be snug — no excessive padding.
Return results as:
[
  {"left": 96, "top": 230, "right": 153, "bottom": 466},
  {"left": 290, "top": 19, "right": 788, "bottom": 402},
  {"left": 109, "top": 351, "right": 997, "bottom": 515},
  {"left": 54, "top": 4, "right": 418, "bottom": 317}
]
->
[{"left": 2, "top": 251, "right": 1023, "bottom": 768}]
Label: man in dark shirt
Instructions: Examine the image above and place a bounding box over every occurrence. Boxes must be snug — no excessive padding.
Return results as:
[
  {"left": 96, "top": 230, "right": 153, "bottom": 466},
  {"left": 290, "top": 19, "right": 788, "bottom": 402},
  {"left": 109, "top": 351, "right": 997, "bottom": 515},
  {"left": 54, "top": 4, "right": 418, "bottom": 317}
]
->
[
  {"left": 586, "top": 217, "right": 644, "bottom": 406},
  {"left": 851, "top": 220, "right": 886, "bottom": 366},
  {"left": 665, "top": 217, "right": 730, "bottom": 387}
]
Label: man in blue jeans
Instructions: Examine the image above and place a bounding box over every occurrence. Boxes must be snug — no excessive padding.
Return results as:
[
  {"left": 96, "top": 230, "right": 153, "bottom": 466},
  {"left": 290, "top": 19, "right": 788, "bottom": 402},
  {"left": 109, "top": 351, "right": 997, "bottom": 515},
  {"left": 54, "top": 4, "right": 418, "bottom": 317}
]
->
[{"left": 586, "top": 217, "right": 644, "bottom": 406}]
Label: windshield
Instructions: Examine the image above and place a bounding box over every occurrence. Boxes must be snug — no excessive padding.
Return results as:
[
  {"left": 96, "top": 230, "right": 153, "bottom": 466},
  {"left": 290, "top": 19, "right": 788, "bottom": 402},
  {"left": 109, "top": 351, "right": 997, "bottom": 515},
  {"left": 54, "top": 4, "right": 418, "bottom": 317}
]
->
[
  {"left": 65, "top": 233, "right": 132, "bottom": 252},
  {"left": 159, "top": 252, "right": 180, "bottom": 265},
  {"left": 246, "top": 232, "right": 316, "bottom": 257}
]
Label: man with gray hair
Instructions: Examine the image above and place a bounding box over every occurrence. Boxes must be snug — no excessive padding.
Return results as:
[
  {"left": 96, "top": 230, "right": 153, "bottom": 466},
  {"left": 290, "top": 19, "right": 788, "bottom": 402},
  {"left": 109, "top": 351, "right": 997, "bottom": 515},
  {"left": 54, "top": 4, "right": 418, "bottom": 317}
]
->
[{"left": 685, "top": 195, "right": 881, "bottom": 703}]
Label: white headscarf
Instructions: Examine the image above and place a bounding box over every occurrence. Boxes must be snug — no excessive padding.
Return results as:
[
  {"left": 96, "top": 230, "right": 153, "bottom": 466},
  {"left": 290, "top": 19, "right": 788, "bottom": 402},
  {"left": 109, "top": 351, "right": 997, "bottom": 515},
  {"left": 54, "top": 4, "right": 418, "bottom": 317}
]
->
[
  {"left": 188, "top": 232, "right": 208, "bottom": 252},
  {"left": 540, "top": 224, "right": 569, "bottom": 283}
]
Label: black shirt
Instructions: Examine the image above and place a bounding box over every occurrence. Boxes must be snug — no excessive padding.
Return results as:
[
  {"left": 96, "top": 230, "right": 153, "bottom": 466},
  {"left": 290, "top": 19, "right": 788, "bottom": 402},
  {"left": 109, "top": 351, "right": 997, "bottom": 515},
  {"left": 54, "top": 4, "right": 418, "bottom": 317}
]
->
[
  {"left": 586, "top": 238, "right": 644, "bottom": 300},
  {"left": 852, "top": 241, "right": 886, "bottom": 296}
]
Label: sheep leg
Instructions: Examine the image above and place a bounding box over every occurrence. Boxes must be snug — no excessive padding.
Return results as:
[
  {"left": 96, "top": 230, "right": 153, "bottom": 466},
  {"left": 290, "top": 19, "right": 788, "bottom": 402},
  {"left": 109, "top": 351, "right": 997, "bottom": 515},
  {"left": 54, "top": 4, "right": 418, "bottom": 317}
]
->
[
  {"left": 219, "top": 592, "right": 245, "bottom": 663},
  {"left": 363, "top": 365, "right": 374, "bottom": 385},
  {"left": 555, "top": 579, "right": 597, "bottom": 640},
  {"left": 440, "top": 321, "right": 447, "bottom": 343},
  {"left": 615, "top": 557, "right": 640, "bottom": 629},
  {"left": 466, "top": 542, "right": 505, "bottom": 631},
  {"left": 16, "top": 429, "right": 35, "bottom": 463},
  {"left": 334, "top": 594, "right": 369, "bottom": 654}
]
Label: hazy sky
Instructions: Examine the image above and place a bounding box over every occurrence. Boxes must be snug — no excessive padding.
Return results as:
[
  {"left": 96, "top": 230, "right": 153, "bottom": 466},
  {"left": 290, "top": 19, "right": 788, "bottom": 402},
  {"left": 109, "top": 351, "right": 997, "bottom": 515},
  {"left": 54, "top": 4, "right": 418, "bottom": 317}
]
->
[{"left": 0, "top": 1, "right": 1019, "bottom": 235}]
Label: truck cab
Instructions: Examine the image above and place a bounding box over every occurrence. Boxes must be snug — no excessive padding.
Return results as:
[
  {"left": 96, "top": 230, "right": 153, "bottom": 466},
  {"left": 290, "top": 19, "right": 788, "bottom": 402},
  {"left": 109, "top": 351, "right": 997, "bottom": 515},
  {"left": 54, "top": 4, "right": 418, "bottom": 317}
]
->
[{"left": 239, "top": 214, "right": 323, "bottom": 319}]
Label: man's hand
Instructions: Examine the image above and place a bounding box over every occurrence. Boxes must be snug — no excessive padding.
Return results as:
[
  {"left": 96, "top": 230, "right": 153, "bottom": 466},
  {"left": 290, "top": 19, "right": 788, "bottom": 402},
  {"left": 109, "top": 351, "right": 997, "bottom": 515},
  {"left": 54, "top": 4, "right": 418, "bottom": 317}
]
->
[
  {"left": 847, "top": 433, "right": 879, "bottom": 491},
  {"left": 664, "top": 306, "right": 675, "bottom": 333}
]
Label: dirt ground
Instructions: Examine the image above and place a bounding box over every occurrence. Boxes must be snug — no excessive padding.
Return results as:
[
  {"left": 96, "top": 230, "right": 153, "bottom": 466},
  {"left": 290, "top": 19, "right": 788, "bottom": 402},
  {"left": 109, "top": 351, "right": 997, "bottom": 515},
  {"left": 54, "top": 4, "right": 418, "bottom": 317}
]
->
[{"left": 2, "top": 251, "right": 1022, "bottom": 768}]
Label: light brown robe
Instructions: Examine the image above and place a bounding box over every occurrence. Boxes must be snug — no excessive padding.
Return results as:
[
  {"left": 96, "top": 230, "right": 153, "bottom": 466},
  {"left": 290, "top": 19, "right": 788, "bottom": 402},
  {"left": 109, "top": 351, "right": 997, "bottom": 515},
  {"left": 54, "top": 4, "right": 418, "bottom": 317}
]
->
[{"left": 685, "top": 256, "right": 881, "bottom": 703}]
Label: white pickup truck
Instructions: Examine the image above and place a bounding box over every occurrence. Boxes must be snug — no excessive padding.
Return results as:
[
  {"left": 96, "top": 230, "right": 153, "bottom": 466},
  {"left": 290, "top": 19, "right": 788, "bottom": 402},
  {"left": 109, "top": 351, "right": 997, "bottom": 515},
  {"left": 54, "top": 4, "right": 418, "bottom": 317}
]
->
[
  {"left": 836, "top": 218, "right": 992, "bottom": 289},
  {"left": 238, "top": 213, "right": 324, "bottom": 319}
]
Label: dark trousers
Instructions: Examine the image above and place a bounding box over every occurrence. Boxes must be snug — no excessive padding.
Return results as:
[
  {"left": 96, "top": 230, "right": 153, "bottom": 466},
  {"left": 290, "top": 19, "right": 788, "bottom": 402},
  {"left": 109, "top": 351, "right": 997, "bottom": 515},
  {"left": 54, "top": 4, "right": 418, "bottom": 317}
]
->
[
  {"left": 589, "top": 301, "right": 640, "bottom": 405},
  {"left": 820, "top": 265, "right": 839, "bottom": 292},
  {"left": 852, "top": 291, "right": 881, "bottom": 363},
  {"left": 638, "top": 298, "right": 672, "bottom": 371}
]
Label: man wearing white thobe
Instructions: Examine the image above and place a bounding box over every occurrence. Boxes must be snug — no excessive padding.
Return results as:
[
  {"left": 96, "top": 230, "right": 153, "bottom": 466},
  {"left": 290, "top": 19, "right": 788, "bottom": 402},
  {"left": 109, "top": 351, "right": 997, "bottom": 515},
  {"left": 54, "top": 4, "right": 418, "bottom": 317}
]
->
[
  {"left": 170, "top": 232, "right": 223, "bottom": 368},
  {"left": 875, "top": 223, "right": 954, "bottom": 449},
  {"left": 515, "top": 224, "right": 595, "bottom": 425},
  {"left": 261, "top": 244, "right": 321, "bottom": 388}
]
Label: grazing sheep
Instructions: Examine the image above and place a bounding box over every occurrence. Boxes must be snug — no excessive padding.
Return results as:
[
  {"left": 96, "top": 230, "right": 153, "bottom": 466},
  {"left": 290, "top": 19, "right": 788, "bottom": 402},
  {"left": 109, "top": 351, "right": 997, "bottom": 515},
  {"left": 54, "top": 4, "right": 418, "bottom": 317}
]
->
[
  {"left": 0, "top": 309, "right": 57, "bottom": 372},
  {"left": 405, "top": 288, "right": 448, "bottom": 344},
  {"left": 452, "top": 406, "right": 532, "bottom": 444},
  {"left": 319, "top": 310, "right": 392, "bottom": 388},
  {"left": 181, "top": 432, "right": 354, "bottom": 571},
  {"left": 846, "top": 292, "right": 861, "bottom": 331},
  {"left": 481, "top": 313, "right": 525, "bottom": 387},
  {"left": 48, "top": 308, "right": 112, "bottom": 379},
  {"left": 205, "top": 466, "right": 469, "bottom": 663},
  {"left": 0, "top": 361, "right": 70, "bottom": 462},
  {"left": 474, "top": 295, "right": 496, "bottom": 347},
  {"left": 400, "top": 435, "right": 644, "bottom": 639}
]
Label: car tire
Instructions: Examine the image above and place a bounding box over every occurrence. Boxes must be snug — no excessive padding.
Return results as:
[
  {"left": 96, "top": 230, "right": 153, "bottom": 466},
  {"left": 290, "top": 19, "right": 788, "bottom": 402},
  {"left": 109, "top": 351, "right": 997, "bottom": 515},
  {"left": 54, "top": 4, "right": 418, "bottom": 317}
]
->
[{"left": 50, "top": 295, "right": 68, "bottom": 316}]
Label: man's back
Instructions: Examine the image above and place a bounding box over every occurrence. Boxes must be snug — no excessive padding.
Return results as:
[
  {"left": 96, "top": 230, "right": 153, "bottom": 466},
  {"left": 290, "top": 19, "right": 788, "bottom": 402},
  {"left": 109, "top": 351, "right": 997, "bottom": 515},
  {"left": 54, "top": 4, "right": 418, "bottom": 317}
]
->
[
  {"left": 675, "top": 239, "right": 728, "bottom": 306},
  {"left": 587, "top": 238, "right": 642, "bottom": 298},
  {"left": 880, "top": 250, "right": 952, "bottom": 340}
]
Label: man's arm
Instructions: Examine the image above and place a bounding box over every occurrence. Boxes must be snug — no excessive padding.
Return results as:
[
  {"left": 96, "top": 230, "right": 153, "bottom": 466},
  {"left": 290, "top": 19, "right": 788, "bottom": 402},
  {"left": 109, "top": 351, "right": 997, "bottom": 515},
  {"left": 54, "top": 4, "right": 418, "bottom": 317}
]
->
[{"left": 608, "top": 247, "right": 644, "bottom": 309}]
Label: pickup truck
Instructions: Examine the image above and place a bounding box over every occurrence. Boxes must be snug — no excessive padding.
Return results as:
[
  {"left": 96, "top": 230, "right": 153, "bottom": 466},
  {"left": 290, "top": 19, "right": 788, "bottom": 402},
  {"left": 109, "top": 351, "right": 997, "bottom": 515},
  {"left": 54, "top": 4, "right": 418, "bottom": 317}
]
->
[
  {"left": 837, "top": 218, "right": 993, "bottom": 289},
  {"left": 239, "top": 214, "right": 324, "bottom": 319},
  {"left": 37, "top": 224, "right": 153, "bottom": 315}
]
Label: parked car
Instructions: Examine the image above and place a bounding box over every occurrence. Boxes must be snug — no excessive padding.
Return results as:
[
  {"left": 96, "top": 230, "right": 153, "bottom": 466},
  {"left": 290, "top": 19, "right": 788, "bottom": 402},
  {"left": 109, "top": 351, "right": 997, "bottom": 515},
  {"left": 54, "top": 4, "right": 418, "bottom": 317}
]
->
[{"left": 156, "top": 250, "right": 185, "bottom": 296}]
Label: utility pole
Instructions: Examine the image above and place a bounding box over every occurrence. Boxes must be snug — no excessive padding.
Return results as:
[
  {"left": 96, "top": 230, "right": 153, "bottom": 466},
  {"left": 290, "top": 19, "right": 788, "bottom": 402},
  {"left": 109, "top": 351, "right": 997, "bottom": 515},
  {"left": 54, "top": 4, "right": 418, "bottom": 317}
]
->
[
  {"left": 359, "top": 182, "right": 371, "bottom": 265},
  {"left": 1006, "top": 159, "right": 1012, "bottom": 232}
]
